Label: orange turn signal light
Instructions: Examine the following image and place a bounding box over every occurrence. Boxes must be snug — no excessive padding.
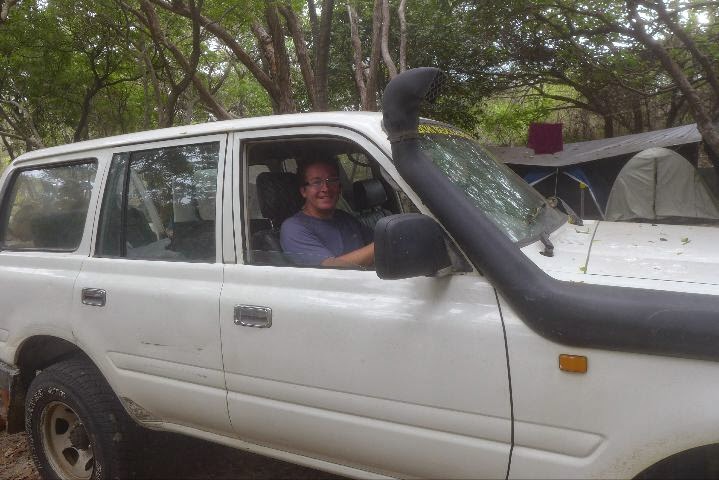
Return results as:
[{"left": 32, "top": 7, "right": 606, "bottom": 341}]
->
[{"left": 559, "top": 354, "right": 588, "bottom": 373}]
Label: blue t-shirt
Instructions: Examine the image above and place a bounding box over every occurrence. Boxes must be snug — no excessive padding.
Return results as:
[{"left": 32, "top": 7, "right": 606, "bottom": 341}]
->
[{"left": 280, "top": 210, "right": 372, "bottom": 266}]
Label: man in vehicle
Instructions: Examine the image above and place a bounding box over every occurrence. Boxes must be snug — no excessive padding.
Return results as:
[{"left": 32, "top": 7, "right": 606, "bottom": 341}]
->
[{"left": 280, "top": 158, "right": 375, "bottom": 268}]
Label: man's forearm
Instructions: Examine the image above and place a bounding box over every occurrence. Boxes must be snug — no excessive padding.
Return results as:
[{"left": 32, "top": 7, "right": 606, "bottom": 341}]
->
[{"left": 322, "top": 243, "right": 375, "bottom": 268}]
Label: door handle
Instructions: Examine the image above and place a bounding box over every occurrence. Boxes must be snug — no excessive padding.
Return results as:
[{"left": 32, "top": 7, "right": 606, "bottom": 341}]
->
[
  {"left": 234, "top": 305, "right": 272, "bottom": 328},
  {"left": 81, "top": 288, "right": 106, "bottom": 307}
]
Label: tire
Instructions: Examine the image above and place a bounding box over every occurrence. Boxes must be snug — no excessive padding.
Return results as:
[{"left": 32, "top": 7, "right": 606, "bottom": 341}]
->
[{"left": 25, "top": 356, "right": 138, "bottom": 480}]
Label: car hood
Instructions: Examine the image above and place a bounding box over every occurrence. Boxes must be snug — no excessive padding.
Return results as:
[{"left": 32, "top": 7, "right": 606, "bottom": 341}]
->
[{"left": 522, "top": 220, "right": 719, "bottom": 290}]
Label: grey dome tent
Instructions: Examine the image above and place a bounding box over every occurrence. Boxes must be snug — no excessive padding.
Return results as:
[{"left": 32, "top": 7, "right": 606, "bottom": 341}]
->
[{"left": 605, "top": 147, "right": 719, "bottom": 223}]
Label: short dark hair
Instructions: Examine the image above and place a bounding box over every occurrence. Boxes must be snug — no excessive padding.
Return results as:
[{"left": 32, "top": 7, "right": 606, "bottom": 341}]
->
[{"left": 297, "top": 158, "right": 339, "bottom": 182}]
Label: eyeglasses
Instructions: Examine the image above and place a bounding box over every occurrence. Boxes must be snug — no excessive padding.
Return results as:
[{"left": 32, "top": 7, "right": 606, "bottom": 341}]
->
[{"left": 303, "top": 177, "right": 341, "bottom": 189}]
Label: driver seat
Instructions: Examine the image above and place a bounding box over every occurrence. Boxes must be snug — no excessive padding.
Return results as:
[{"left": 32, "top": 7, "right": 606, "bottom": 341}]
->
[{"left": 249, "top": 172, "right": 303, "bottom": 264}]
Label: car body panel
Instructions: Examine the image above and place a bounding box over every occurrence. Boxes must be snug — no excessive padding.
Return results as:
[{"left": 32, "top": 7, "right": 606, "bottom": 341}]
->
[{"left": 2, "top": 112, "right": 719, "bottom": 479}]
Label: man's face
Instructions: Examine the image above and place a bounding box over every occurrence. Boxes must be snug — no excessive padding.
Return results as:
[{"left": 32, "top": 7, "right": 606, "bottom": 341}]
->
[{"left": 301, "top": 162, "right": 341, "bottom": 216}]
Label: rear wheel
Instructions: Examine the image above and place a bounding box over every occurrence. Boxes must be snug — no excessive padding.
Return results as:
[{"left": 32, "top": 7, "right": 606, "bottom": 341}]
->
[{"left": 25, "top": 357, "right": 137, "bottom": 480}]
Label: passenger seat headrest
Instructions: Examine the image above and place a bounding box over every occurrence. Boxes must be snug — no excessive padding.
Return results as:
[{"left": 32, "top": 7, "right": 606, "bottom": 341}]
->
[
  {"left": 353, "top": 179, "right": 388, "bottom": 210},
  {"left": 256, "top": 172, "right": 303, "bottom": 226}
]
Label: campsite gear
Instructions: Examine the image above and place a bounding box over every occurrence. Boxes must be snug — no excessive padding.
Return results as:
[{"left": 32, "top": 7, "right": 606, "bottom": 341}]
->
[
  {"left": 523, "top": 167, "right": 606, "bottom": 220},
  {"left": 528, "top": 123, "right": 563, "bottom": 154},
  {"left": 605, "top": 147, "right": 719, "bottom": 223}
]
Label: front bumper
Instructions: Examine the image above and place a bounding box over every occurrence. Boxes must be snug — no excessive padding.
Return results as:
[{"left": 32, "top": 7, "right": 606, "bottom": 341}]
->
[{"left": 0, "top": 360, "right": 23, "bottom": 433}]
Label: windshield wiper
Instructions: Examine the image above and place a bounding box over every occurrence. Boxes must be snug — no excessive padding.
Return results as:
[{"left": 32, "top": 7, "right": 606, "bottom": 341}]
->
[{"left": 528, "top": 202, "right": 548, "bottom": 225}]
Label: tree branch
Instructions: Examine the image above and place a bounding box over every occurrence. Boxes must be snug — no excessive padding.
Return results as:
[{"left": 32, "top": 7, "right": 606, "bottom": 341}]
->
[
  {"left": 347, "top": 4, "right": 367, "bottom": 108},
  {"left": 148, "top": 0, "right": 279, "bottom": 100},
  {"left": 398, "top": 0, "right": 407, "bottom": 73},
  {"left": 380, "top": 0, "right": 397, "bottom": 78},
  {"left": 650, "top": 0, "right": 719, "bottom": 97},
  {"left": 0, "top": 0, "right": 17, "bottom": 25},
  {"left": 279, "top": 4, "right": 318, "bottom": 109}
]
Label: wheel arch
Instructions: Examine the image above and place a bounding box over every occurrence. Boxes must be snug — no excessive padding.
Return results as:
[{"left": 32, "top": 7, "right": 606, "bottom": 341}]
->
[
  {"left": 634, "top": 443, "right": 719, "bottom": 479},
  {"left": 4, "top": 335, "right": 89, "bottom": 433},
  {"left": 16, "top": 335, "right": 87, "bottom": 379}
]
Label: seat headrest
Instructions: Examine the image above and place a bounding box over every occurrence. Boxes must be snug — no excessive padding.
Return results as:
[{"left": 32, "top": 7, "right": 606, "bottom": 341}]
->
[
  {"left": 353, "top": 178, "right": 388, "bottom": 210},
  {"left": 256, "top": 172, "right": 303, "bottom": 225}
]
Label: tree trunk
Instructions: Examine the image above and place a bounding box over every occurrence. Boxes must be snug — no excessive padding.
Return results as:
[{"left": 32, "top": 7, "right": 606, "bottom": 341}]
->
[
  {"left": 652, "top": 1, "right": 719, "bottom": 100},
  {"left": 380, "top": 0, "right": 397, "bottom": 78},
  {"left": 191, "top": 76, "right": 233, "bottom": 120},
  {"left": 307, "top": 0, "right": 320, "bottom": 58},
  {"left": 0, "top": 102, "right": 44, "bottom": 150},
  {"left": 347, "top": 5, "right": 368, "bottom": 109},
  {"left": 603, "top": 114, "right": 614, "bottom": 138},
  {"left": 364, "top": 0, "right": 383, "bottom": 111},
  {"left": 148, "top": 0, "right": 286, "bottom": 112},
  {"left": 0, "top": 0, "right": 17, "bottom": 25},
  {"left": 398, "top": 0, "right": 407, "bottom": 73},
  {"left": 666, "top": 93, "right": 685, "bottom": 128},
  {"left": 74, "top": 84, "right": 98, "bottom": 142},
  {"left": 264, "top": 4, "right": 296, "bottom": 113},
  {"left": 632, "top": 98, "right": 643, "bottom": 134},
  {"left": 280, "top": 6, "right": 318, "bottom": 110},
  {"left": 627, "top": 0, "right": 719, "bottom": 160},
  {"left": 1, "top": 134, "right": 15, "bottom": 160},
  {"left": 314, "top": 0, "right": 334, "bottom": 111}
]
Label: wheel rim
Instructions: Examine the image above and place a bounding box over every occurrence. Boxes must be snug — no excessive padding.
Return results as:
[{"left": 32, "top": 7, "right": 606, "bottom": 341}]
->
[{"left": 39, "top": 401, "right": 95, "bottom": 480}]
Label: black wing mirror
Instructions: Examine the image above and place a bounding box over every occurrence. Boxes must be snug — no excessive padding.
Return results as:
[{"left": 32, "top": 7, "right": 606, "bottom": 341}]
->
[{"left": 375, "top": 214, "right": 451, "bottom": 280}]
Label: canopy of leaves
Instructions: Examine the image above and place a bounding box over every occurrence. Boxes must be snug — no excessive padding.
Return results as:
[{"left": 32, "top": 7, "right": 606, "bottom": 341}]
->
[{"left": 0, "top": 0, "right": 718, "bottom": 161}]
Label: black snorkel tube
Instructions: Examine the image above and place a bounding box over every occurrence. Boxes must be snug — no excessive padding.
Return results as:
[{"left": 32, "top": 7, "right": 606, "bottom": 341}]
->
[{"left": 383, "top": 67, "right": 719, "bottom": 362}]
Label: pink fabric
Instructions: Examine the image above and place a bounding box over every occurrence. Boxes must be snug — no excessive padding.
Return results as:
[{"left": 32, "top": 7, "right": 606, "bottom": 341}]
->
[{"left": 528, "top": 123, "right": 563, "bottom": 154}]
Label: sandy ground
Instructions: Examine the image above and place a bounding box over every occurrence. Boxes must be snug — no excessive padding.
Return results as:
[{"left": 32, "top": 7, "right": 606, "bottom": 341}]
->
[{"left": 0, "top": 428, "right": 342, "bottom": 480}]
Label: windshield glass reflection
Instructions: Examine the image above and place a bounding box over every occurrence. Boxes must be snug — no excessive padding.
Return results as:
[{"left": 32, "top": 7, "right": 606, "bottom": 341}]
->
[{"left": 418, "top": 124, "right": 566, "bottom": 243}]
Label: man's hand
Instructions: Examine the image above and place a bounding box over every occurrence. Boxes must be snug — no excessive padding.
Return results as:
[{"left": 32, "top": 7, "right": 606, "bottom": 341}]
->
[{"left": 321, "top": 243, "right": 375, "bottom": 268}]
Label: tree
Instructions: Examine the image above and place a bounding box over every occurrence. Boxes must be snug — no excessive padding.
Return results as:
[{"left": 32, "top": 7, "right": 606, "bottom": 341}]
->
[
  {"left": 346, "top": 0, "right": 407, "bottom": 110},
  {"left": 120, "top": 0, "right": 233, "bottom": 126},
  {"left": 0, "top": 0, "right": 16, "bottom": 25},
  {"left": 147, "top": 0, "right": 336, "bottom": 113}
]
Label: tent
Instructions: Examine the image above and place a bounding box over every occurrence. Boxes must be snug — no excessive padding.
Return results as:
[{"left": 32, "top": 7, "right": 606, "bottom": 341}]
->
[
  {"left": 491, "top": 124, "right": 706, "bottom": 220},
  {"left": 605, "top": 147, "right": 719, "bottom": 223},
  {"left": 523, "top": 166, "right": 607, "bottom": 219},
  {"left": 488, "top": 123, "right": 702, "bottom": 167}
]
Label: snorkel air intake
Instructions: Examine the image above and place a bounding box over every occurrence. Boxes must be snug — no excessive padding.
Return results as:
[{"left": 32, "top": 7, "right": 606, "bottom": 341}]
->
[
  {"left": 383, "top": 67, "right": 447, "bottom": 143},
  {"left": 383, "top": 68, "right": 719, "bottom": 362}
]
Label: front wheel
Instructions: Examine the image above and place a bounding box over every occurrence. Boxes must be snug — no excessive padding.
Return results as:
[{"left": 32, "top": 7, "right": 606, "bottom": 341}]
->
[{"left": 25, "top": 357, "right": 138, "bottom": 480}]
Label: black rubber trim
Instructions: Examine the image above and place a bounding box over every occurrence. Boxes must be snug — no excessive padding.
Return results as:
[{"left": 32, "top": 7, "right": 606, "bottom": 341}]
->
[{"left": 383, "top": 68, "right": 719, "bottom": 362}]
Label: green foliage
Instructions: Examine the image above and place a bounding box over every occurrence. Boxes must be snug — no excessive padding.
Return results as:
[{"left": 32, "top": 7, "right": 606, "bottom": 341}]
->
[
  {"left": 1, "top": 0, "right": 718, "bottom": 161},
  {"left": 474, "top": 93, "right": 554, "bottom": 146}
]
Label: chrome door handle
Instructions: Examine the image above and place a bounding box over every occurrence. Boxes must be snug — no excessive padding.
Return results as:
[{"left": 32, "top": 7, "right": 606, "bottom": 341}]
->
[
  {"left": 81, "top": 288, "right": 106, "bottom": 307},
  {"left": 234, "top": 305, "right": 272, "bottom": 328}
]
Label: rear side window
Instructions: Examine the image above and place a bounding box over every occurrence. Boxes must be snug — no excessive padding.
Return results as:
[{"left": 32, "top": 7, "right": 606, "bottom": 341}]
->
[
  {"left": 96, "top": 142, "right": 220, "bottom": 263},
  {"left": 0, "top": 161, "right": 97, "bottom": 251}
]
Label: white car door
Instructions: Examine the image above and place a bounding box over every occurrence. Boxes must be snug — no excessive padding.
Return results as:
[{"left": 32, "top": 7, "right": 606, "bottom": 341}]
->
[
  {"left": 72, "top": 135, "right": 232, "bottom": 435},
  {"left": 219, "top": 127, "right": 512, "bottom": 478},
  {"left": 0, "top": 160, "right": 100, "bottom": 362}
]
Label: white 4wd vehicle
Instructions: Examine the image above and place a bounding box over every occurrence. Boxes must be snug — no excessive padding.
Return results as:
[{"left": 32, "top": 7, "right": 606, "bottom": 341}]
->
[{"left": 1, "top": 68, "right": 718, "bottom": 480}]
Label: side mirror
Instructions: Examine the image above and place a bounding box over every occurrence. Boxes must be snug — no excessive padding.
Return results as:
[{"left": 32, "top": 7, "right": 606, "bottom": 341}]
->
[{"left": 375, "top": 214, "right": 451, "bottom": 280}]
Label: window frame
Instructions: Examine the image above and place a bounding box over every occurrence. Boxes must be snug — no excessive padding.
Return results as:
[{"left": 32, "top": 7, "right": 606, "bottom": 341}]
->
[
  {"left": 230, "top": 126, "right": 423, "bottom": 268},
  {"left": 0, "top": 158, "right": 99, "bottom": 253},
  {"left": 93, "top": 134, "right": 229, "bottom": 264}
]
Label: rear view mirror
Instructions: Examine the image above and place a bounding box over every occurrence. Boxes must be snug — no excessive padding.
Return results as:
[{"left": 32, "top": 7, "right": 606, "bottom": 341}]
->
[{"left": 375, "top": 214, "right": 451, "bottom": 280}]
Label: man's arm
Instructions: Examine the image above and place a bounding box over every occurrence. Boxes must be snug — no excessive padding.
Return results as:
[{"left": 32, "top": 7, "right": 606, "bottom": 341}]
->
[{"left": 321, "top": 242, "right": 374, "bottom": 268}]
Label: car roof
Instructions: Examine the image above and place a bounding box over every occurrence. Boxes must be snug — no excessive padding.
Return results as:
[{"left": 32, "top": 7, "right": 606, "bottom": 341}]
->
[{"left": 13, "top": 112, "right": 387, "bottom": 165}]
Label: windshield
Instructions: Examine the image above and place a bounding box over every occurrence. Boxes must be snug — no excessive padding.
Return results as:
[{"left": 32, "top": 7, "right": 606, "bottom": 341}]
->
[{"left": 418, "top": 123, "right": 566, "bottom": 244}]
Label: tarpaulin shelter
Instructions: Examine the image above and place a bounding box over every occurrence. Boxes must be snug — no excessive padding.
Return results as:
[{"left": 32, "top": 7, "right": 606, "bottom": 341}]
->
[
  {"left": 489, "top": 124, "right": 705, "bottom": 220},
  {"left": 605, "top": 147, "right": 719, "bottom": 223}
]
